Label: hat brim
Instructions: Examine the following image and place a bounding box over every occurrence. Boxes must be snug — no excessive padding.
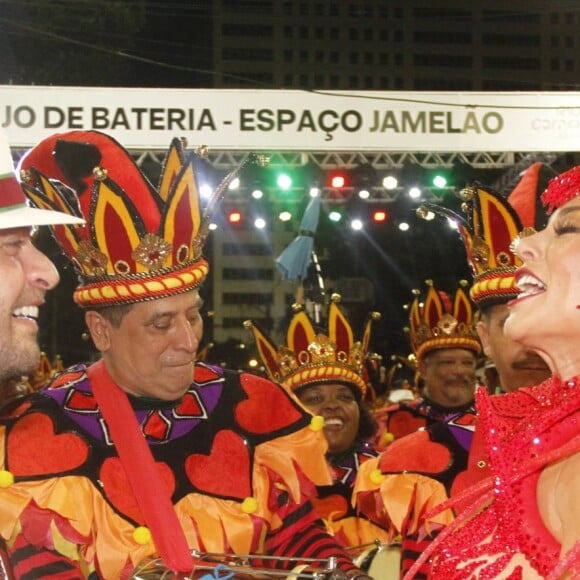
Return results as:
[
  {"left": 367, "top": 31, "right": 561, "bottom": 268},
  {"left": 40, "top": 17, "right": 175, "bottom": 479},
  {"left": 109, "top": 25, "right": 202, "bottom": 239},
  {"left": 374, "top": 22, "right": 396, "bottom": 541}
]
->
[{"left": 0, "top": 205, "right": 84, "bottom": 230}]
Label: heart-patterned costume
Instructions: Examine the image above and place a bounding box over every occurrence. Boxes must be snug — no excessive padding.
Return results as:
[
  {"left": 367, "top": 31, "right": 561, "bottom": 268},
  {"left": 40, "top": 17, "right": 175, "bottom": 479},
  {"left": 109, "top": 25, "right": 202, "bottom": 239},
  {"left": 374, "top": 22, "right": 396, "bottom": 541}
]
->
[
  {"left": 354, "top": 407, "right": 476, "bottom": 577},
  {"left": 0, "top": 361, "right": 357, "bottom": 579}
]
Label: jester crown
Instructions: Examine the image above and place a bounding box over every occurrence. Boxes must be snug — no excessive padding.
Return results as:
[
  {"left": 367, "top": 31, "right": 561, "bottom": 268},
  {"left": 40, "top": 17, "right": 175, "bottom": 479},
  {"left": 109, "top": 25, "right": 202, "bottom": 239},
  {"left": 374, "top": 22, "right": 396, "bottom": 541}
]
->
[
  {"left": 407, "top": 281, "right": 481, "bottom": 361},
  {"left": 417, "top": 163, "right": 551, "bottom": 310},
  {"left": 244, "top": 294, "right": 380, "bottom": 398},
  {"left": 18, "top": 131, "right": 248, "bottom": 308}
]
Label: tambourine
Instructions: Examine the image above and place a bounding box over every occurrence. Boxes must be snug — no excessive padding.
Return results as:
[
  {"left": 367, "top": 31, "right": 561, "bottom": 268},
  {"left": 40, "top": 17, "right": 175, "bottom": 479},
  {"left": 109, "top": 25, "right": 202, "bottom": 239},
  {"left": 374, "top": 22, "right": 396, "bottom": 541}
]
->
[{"left": 131, "top": 551, "right": 349, "bottom": 580}]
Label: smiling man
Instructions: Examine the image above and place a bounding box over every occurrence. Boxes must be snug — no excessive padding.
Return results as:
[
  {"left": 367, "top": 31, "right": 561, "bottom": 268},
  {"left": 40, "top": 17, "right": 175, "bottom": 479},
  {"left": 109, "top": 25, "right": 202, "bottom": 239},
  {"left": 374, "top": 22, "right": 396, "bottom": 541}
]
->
[{"left": 0, "top": 130, "right": 83, "bottom": 384}]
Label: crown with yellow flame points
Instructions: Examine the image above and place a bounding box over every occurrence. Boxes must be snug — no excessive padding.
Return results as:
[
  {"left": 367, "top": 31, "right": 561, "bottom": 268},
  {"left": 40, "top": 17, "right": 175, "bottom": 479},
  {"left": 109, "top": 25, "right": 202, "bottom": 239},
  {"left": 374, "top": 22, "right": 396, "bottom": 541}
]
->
[
  {"left": 18, "top": 131, "right": 252, "bottom": 308},
  {"left": 244, "top": 294, "right": 380, "bottom": 397},
  {"left": 417, "top": 165, "right": 551, "bottom": 310},
  {"left": 407, "top": 281, "right": 481, "bottom": 361}
]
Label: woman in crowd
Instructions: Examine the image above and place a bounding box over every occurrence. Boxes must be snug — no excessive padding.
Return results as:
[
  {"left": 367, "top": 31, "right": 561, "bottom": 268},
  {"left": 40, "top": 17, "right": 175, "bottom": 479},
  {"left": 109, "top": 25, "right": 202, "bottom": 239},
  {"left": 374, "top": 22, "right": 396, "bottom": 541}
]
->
[
  {"left": 406, "top": 165, "right": 580, "bottom": 579},
  {"left": 245, "top": 295, "right": 391, "bottom": 554}
]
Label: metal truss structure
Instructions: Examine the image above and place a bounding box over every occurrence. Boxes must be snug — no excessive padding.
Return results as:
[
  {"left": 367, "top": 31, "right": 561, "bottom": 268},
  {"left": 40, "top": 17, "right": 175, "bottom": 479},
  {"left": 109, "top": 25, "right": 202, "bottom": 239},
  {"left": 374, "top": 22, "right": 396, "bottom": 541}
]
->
[{"left": 131, "top": 148, "right": 560, "bottom": 203}]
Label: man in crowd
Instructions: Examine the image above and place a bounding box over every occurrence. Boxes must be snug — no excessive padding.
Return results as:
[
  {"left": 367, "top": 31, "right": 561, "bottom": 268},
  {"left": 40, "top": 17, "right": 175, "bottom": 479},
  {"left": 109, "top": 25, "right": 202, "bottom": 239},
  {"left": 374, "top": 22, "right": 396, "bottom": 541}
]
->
[
  {"left": 355, "top": 171, "right": 552, "bottom": 578},
  {"left": 373, "top": 280, "right": 481, "bottom": 449},
  {"left": 0, "top": 130, "right": 370, "bottom": 579},
  {"left": 0, "top": 129, "right": 83, "bottom": 385}
]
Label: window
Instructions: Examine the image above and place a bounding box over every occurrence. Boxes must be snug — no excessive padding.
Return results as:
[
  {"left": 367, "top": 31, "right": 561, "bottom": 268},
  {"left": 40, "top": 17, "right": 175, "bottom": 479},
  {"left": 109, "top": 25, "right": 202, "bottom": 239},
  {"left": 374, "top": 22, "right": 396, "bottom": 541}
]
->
[
  {"left": 222, "top": 243, "right": 273, "bottom": 256},
  {"left": 223, "top": 292, "right": 274, "bottom": 306},
  {"left": 223, "top": 268, "right": 274, "bottom": 281}
]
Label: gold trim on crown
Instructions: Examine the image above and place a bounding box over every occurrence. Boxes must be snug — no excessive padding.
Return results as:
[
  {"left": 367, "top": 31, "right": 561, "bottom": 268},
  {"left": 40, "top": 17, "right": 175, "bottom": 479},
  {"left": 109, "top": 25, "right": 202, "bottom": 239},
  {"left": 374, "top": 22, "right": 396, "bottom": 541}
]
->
[
  {"left": 407, "top": 281, "right": 481, "bottom": 361},
  {"left": 244, "top": 294, "right": 380, "bottom": 397}
]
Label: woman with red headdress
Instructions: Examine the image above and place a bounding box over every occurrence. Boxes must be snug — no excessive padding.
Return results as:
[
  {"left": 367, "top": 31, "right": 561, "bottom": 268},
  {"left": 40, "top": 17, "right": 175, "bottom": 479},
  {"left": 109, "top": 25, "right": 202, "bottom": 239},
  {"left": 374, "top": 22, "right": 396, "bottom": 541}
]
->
[{"left": 405, "top": 166, "right": 580, "bottom": 579}]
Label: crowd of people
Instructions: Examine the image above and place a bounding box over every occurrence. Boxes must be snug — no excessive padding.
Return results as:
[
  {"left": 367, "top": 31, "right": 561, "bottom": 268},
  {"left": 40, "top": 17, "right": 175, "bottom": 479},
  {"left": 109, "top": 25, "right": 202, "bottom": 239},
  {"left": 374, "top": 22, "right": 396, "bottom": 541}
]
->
[{"left": 0, "top": 126, "right": 578, "bottom": 579}]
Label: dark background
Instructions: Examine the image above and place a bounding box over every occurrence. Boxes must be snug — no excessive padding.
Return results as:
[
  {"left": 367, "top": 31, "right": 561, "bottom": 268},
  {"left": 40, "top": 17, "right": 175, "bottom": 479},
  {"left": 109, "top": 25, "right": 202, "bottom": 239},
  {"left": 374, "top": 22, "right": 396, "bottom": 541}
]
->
[{"left": 2, "top": 0, "right": 578, "bottom": 372}]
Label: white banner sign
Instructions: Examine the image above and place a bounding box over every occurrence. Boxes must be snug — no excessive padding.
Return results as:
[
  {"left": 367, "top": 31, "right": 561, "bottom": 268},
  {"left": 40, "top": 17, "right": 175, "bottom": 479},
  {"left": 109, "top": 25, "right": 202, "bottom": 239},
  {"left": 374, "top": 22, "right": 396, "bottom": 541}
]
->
[{"left": 1, "top": 85, "right": 580, "bottom": 152}]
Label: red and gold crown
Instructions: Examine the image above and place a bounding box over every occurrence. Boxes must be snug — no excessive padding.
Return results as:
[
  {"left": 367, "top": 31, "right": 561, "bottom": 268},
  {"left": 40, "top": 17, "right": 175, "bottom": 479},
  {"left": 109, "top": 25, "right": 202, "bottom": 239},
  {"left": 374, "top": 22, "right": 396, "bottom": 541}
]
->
[
  {"left": 418, "top": 163, "right": 551, "bottom": 310},
  {"left": 456, "top": 185, "right": 525, "bottom": 309},
  {"left": 18, "top": 131, "right": 241, "bottom": 308},
  {"left": 244, "top": 294, "right": 380, "bottom": 397},
  {"left": 407, "top": 281, "right": 481, "bottom": 361}
]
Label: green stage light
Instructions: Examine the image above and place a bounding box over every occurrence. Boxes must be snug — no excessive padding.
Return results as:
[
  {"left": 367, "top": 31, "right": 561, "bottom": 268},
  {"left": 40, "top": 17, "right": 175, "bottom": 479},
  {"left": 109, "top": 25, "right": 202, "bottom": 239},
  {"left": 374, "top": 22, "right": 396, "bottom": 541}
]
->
[{"left": 276, "top": 173, "right": 293, "bottom": 190}]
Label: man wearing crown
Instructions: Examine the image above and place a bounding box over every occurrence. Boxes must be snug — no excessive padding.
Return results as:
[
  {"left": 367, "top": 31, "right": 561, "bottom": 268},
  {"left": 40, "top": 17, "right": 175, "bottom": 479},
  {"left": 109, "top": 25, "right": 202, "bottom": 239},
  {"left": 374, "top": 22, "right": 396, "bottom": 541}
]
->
[
  {"left": 0, "top": 131, "right": 371, "bottom": 579},
  {"left": 372, "top": 281, "right": 481, "bottom": 451}
]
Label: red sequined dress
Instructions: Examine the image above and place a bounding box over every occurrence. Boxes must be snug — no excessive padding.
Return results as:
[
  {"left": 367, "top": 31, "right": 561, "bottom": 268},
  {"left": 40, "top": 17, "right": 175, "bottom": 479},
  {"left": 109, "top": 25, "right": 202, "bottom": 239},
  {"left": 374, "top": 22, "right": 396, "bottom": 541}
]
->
[{"left": 406, "top": 376, "right": 580, "bottom": 579}]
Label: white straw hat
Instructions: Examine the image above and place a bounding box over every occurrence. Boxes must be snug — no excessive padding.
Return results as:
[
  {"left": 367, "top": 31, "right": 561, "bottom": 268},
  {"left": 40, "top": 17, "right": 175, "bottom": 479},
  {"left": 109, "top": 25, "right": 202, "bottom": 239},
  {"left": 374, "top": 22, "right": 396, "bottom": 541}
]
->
[{"left": 0, "top": 131, "right": 84, "bottom": 230}]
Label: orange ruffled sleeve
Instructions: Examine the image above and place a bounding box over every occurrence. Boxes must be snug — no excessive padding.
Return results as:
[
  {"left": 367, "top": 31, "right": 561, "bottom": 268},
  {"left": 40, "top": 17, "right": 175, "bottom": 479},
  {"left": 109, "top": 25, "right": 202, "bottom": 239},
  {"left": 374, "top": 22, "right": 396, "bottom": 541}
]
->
[{"left": 353, "top": 456, "right": 454, "bottom": 538}]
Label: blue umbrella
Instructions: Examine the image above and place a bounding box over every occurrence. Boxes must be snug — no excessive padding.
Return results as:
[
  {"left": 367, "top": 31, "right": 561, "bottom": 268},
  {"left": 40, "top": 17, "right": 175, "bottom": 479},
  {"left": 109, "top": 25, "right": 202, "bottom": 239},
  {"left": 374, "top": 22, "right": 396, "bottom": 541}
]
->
[{"left": 275, "top": 194, "right": 321, "bottom": 281}]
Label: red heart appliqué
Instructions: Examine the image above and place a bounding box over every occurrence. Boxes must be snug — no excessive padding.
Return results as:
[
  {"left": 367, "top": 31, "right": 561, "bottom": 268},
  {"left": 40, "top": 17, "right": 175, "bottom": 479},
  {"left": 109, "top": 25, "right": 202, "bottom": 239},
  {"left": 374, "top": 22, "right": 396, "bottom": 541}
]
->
[
  {"left": 388, "top": 411, "right": 428, "bottom": 439},
  {"left": 235, "top": 374, "right": 303, "bottom": 434},
  {"left": 185, "top": 430, "right": 251, "bottom": 499},
  {"left": 99, "top": 457, "right": 176, "bottom": 524},
  {"left": 8, "top": 412, "right": 89, "bottom": 476},
  {"left": 379, "top": 430, "right": 452, "bottom": 474}
]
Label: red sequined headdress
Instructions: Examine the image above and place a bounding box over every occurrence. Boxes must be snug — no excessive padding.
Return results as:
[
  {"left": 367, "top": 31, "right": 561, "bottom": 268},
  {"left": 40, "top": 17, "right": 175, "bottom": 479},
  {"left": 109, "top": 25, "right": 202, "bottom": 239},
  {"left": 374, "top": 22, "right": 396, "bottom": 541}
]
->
[
  {"left": 18, "top": 131, "right": 239, "bottom": 308},
  {"left": 244, "top": 294, "right": 380, "bottom": 397},
  {"left": 407, "top": 281, "right": 481, "bottom": 361},
  {"left": 541, "top": 164, "right": 580, "bottom": 213}
]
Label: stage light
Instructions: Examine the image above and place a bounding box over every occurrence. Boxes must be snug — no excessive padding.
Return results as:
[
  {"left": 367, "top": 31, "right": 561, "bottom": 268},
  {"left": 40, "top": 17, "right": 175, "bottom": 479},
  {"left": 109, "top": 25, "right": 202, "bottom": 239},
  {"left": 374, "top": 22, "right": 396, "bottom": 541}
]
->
[
  {"left": 372, "top": 209, "right": 389, "bottom": 223},
  {"left": 350, "top": 218, "right": 363, "bottom": 231},
  {"left": 254, "top": 217, "right": 266, "bottom": 229},
  {"left": 276, "top": 173, "right": 293, "bottom": 190},
  {"left": 227, "top": 210, "right": 243, "bottom": 224},
  {"left": 328, "top": 211, "right": 343, "bottom": 223},
  {"left": 228, "top": 177, "right": 240, "bottom": 190},
  {"left": 358, "top": 189, "right": 370, "bottom": 199},
  {"left": 399, "top": 222, "right": 410, "bottom": 231},
  {"left": 330, "top": 174, "right": 346, "bottom": 188},
  {"left": 278, "top": 210, "right": 292, "bottom": 222},
  {"left": 251, "top": 188, "right": 264, "bottom": 199},
  {"left": 309, "top": 186, "right": 321, "bottom": 197},
  {"left": 200, "top": 184, "right": 213, "bottom": 199},
  {"left": 432, "top": 174, "right": 447, "bottom": 188},
  {"left": 408, "top": 186, "right": 422, "bottom": 199},
  {"left": 382, "top": 175, "right": 398, "bottom": 190}
]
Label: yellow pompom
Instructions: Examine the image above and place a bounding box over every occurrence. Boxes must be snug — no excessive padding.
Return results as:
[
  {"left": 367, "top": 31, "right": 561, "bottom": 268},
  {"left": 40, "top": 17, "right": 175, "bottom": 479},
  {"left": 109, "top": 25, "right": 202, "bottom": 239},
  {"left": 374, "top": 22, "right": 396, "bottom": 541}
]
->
[
  {"left": 310, "top": 415, "right": 324, "bottom": 431},
  {"left": 380, "top": 431, "right": 395, "bottom": 445},
  {"left": 370, "top": 468, "right": 386, "bottom": 485},
  {"left": 0, "top": 470, "right": 13, "bottom": 488},
  {"left": 241, "top": 497, "right": 258, "bottom": 514},
  {"left": 133, "top": 526, "right": 152, "bottom": 545}
]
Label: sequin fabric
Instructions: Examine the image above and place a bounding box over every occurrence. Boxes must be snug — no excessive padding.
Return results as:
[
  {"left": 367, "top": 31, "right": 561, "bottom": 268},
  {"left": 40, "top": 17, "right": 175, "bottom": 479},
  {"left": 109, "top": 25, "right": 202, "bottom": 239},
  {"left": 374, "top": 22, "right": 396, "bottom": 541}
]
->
[{"left": 405, "top": 375, "right": 580, "bottom": 579}]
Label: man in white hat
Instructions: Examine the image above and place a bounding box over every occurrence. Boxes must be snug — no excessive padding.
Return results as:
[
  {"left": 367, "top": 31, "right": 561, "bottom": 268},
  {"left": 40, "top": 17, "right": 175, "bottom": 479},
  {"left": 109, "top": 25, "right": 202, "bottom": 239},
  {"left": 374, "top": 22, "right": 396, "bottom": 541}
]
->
[{"left": 0, "top": 130, "right": 83, "bottom": 384}]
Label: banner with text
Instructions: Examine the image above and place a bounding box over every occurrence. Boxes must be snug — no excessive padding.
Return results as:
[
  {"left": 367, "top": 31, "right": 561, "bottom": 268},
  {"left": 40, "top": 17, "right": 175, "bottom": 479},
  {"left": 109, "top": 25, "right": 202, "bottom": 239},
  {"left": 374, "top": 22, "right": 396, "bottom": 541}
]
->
[{"left": 1, "top": 86, "right": 579, "bottom": 151}]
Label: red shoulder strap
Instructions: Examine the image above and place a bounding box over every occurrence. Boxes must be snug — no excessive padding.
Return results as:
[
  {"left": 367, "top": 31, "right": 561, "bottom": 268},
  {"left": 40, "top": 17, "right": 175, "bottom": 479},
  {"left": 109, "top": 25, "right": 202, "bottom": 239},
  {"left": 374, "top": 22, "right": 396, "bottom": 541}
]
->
[{"left": 87, "top": 360, "right": 193, "bottom": 573}]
